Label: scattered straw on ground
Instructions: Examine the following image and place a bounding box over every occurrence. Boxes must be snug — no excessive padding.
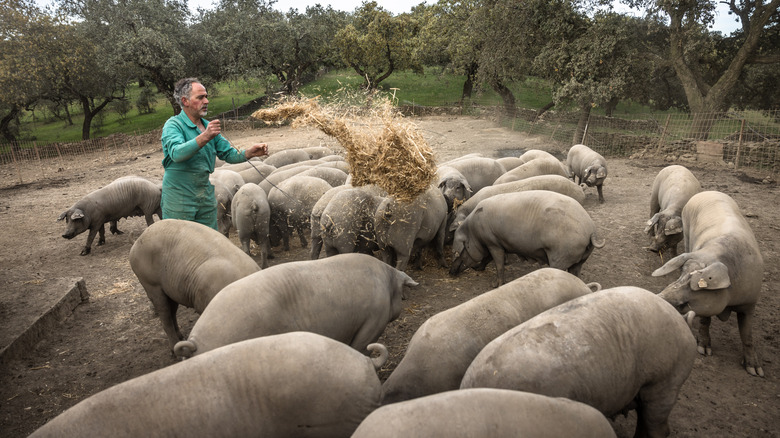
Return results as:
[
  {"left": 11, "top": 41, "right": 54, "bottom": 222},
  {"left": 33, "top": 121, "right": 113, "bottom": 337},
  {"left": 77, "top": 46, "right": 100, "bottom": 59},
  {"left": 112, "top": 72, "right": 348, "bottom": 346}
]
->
[{"left": 251, "top": 97, "right": 436, "bottom": 202}]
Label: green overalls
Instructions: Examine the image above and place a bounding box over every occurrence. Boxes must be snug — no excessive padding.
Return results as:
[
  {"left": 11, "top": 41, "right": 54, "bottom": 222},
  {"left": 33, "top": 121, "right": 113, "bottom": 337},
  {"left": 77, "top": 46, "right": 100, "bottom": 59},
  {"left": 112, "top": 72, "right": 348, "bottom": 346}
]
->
[{"left": 160, "top": 112, "right": 247, "bottom": 229}]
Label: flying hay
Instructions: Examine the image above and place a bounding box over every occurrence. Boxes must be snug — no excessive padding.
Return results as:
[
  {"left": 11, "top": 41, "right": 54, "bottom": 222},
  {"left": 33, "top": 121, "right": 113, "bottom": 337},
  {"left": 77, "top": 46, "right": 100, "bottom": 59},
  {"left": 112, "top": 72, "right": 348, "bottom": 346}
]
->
[{"left": 250, "top": 98, "right": 436, "bottom": 202}]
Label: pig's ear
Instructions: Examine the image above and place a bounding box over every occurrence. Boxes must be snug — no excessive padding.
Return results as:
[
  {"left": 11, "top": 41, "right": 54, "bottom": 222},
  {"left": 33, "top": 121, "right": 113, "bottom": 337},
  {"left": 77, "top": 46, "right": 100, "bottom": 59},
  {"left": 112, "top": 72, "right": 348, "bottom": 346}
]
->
[
  {"left": 664, "top": 217, "right": 683, "bottom": 235},
  {"left": 652, "top": 253, "right": 689, "bottom": 276},
  {"left": 644, "top": 213, "right": 660, "bottom": 234},
  {"left": 57, "top": 211, "right": 67, "bottom": 221},
  {"left": 596, "top": 166, "right": 607, "bottom": 179},
  {"left": 70, "top": 209, "right": 85, "bottom": 220},
  {"left": 690, "top": 262, "right": 730, "bottom": 291}
]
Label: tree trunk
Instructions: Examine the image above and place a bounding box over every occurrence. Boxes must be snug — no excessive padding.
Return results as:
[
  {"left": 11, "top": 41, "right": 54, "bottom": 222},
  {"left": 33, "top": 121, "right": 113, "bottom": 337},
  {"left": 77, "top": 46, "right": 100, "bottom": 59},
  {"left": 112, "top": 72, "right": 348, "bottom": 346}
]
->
[
  {"left": 79, "top": 97, "right": 113, "bottom": 140},
  {"left": 491, "top": 80, "right": 516, "bottom": 115},
  {"left": 604, "top": 97, "right": 619, "bottom": 117},
  {"left": 460, "top": 62, "right": 478, "bottom": 103},
  {"left": 534, "top": 101, "right": 555, "bottom": 121},
  {"left": 1, "top": 106, "right": 21, "bottom": 145},
  {"left": 666, "top": 0, "right": 779, "bottom": 139},
  {"left": 573, "top": 101, "right": 591, "bottom": 145}
]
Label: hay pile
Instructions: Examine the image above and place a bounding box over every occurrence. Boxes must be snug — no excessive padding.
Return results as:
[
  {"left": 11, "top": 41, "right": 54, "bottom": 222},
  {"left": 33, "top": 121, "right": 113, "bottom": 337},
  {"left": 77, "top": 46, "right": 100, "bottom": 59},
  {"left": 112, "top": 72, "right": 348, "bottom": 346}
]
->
[{"left": 251, "top": 98, "right": 436, "bottom": 202}]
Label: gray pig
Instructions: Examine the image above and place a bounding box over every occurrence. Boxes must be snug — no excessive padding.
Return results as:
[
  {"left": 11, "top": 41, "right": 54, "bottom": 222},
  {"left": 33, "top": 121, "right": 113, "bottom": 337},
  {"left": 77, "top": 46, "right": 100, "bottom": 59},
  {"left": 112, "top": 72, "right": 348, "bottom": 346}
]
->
[
  {"left": 212, "top": 179, "right": 233, "bottom": 237},
  {"left": 492, "top": 157, "right": 568, "bottom": 185},
  {"left": 231, "top": 183, "right": 271, "bottom": 267},
  {"left": 381, "top": 268, "right": 599, "bottom": 404},
  {"left": 236, "top": 162, "right": 276, "bottom": 185},
  {"left": 58, "top": 175, "right": 161, "bottom": 255},
  {"left": 210, "top": 168, "right": 244, "bottom": 195},
  {"left": 355, "top": 389, "right": 616, "bottom": 438},
  {"left": 258, "top": 165, "right": 313, "bottom": 194},
  {"left": 566, "top": 143, "right": 608, "bottom": 203},
  {"left": 268, "top": 175, "right": 333, "bottom": 251},
  {"left": 644, "top": 165, "right": 701, "bottom": 256},
  {"left": 262, "top": 148, "right": 312, "bottom": 167},
  {"left": 449, "top": 174, "right": 586, "bottom": 234},
  {"left": 652, "top": 190, "right": 765, "bottom": 377},
  {"left": 450, "top": 190, "right": 604, "bottom": 286},
  {"left": 298, "top": 166, "right": 349, "bottom": 187},
  {"left": 444, "top": 157, "right": 507, "bottom": 194},
  {"left": 31, "top": 332, "right": 387, "bottom": 438},
  {"left": 461, "top": 286, "right": 696, "bottom": 438},
  {"left": 173, "top": 253, "right": 418, "bottom": 358},
  {"left": 436, "top": 165, "right": 472, "bottom": 211},
  {"left": 374, "top": 185, "right": 448, "bottom": 271},
  {"left": 129, "top": 219, "right": 260, "bottom": 350},
  {"left": 320, "top": 187, "right": 385, "bottom": 257}
]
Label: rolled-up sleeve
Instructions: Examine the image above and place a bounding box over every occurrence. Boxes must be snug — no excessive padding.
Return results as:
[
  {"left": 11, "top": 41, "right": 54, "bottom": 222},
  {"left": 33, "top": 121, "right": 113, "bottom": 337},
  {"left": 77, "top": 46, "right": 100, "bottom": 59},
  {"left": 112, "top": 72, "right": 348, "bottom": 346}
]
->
[{"left": 162, "top": 118, "right": 201, "bottom": 163}]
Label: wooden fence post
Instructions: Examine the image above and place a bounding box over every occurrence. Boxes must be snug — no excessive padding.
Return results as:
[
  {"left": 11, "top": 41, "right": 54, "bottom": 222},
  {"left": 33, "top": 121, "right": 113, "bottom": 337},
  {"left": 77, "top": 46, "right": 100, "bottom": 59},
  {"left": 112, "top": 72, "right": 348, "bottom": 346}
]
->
[
  {"left": 656, "top": 114, "right": 672, "bottom": 152},
  {"left": 734, "top": 119, "right": 745, "bottom": 170},
  {"left": 10, "top": 144, "right": 23, "bottom": 185},
  {"left": 55, "top": 143, "right": 64, "bottom": 170},
  {"left": 33, "top": 141, "right": 45, "bottom": 179}
]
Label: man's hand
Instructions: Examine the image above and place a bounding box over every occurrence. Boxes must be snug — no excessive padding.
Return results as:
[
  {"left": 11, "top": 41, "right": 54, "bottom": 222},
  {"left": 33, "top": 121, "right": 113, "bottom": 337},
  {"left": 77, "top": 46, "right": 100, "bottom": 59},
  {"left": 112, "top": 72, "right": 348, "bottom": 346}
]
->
[
  {"left": 196, "top": 119, "right": 221, "bottom": 147},
  {"left": 244, "top": 143, "right": 269, "bottom": 159}
]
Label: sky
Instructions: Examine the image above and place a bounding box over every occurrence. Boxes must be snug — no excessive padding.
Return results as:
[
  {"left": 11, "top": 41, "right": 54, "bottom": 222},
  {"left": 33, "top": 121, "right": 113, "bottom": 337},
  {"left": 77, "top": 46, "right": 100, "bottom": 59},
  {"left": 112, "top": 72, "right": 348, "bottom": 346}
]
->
[{"left": 35, "top": 0, "right": 741, "bottom": 34}]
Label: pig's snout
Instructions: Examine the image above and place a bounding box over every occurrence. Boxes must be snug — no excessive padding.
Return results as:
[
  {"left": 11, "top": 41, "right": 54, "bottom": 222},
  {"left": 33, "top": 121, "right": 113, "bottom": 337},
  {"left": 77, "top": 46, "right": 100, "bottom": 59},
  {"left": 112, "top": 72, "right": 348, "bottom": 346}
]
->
[{"left": 62, "top": 232, "right": 75, "bottom": 239}]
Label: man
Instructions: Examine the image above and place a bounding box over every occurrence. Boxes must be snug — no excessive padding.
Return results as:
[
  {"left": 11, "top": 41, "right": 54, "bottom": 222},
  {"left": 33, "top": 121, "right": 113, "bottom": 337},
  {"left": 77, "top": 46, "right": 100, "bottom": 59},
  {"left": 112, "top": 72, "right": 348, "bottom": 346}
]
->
[{"left": 160, "top": 77, "right": 268, "bottom": 229}]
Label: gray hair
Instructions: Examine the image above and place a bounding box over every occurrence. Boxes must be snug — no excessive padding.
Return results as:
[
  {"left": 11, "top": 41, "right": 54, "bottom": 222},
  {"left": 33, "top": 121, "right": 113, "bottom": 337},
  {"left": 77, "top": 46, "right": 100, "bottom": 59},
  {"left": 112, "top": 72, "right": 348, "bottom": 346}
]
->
[{"left": 173, "top": 77, "right": 201, "bottom": 109}]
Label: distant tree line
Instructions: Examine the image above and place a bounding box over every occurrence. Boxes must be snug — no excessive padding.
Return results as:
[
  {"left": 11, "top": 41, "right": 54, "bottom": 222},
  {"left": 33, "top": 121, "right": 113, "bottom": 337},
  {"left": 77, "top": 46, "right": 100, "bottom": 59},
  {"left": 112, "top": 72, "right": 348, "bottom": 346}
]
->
[{"left": 1, "top": 0, "right": 778, "bottom": 143}]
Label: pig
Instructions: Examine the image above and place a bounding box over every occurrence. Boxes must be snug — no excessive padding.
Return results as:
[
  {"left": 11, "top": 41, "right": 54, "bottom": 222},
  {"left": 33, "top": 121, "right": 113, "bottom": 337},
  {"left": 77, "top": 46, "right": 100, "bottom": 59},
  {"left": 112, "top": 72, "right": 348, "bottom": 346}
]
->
[
  {"left": 374, "top": 185, "right": 448, "bottom": 271},
  {"left": 320, "top": 187, "right": 385, "bottom": 257},
  {"left": 644, "top": 165, "right": 701, "bottom": 256},
  {"left": 566, "top": 143, "right": 608, "bottom": 203},
  {"left": 436, "top": 165, "right": 472, "bottom": 211},
  {"left": 258, "top": 165, "right": 314, "bottom": 194},
  {"left": 652, "top": 190, "right": 765, "bottom": 377},
  {"left": 355, "top": 389, "right": 616, "bottom": 438},
  {"left": 129, "top": 219, "right": 260, "bottom": 350},
  {"left": 212, "top": 179, "right": 233, "bottom": 237},
  {"left": 381, "top": 268, "right": 600, "bottom": 404},
  {"left": 231, "top": 183, "right": 271, "bottom": 267},
  {"left": 58, "top": 175, "right": 161, "bottom": 255},
  {"left": 262, "top": 148, "right": 312, "bottom": 167},
  {"left": 173, "top": 253, "right": 418, "bottom": 358},
  {"left": 268, "top": 175, "right": 333, "bottom": 251},
  {"left": 31, "top": 332, "right": 387, "bottom": 438},
  {"left": 302, "top": 145, "right": 334, "bottom": 159},
  {"left": 448, "top": 174, "right": 586, "bottom": 234},
  {"left": 450, "top": 190, "right": 604, "bottom": 286},
  {"left": 210, "top": 168, "right": 243, "bottom": 195},
  {"left": 492, "top": 157, "right": 568, "bottom": 185},
  {"left": 236, "top": 162, "right": 277, "bottom": 185},
  {"left": 443, "top": 157, "right": 507, "bottom": 195},
  {"left": 461, "top": 286, "right": 697, "bottom": 438},
  {"left": 518, "top": 149, "right": 559, "bottom": 163},
  {"left": 495, "top": 156, "right": 524, "bottom": 171},
  {"left": 298, "top": 166, "right": 349, "bottom": 187}
]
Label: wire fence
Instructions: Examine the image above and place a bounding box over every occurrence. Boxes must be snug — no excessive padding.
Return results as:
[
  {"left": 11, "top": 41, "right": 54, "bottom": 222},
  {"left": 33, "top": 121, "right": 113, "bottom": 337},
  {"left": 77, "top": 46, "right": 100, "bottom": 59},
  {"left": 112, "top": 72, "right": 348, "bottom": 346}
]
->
[{"left": 1, "top": 108, "right": 778, "bottom": 189}]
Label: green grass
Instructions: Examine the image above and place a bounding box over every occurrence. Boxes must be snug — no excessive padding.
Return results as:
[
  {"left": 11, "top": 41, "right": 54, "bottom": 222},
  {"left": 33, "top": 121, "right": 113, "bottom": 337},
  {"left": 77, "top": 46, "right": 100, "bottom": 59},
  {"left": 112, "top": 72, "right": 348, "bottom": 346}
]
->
[{"left": 17, "top": 78, "right": 269, "bottom": 143}]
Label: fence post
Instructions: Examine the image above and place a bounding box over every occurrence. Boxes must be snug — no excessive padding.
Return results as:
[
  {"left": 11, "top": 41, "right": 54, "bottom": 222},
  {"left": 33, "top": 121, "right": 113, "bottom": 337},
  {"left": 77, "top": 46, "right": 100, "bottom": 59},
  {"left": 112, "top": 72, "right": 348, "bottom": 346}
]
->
[
  {"left": 656, "top": 114, "right": 672, "bottom": 152},
  {"left": 55, "top": 143, "right": 64, "bottom": 170},
  {"left": 734, "top": 119, "right": 745, "bottom": 170},
  {"left": 33, "top": 141, "right": 46, "bottom": 179},
  {"left": 103, "top": 138, "right": 110, "bottom": 162},
  {"left": 10, "top": 144, "right": 23, "bottom": 184}
]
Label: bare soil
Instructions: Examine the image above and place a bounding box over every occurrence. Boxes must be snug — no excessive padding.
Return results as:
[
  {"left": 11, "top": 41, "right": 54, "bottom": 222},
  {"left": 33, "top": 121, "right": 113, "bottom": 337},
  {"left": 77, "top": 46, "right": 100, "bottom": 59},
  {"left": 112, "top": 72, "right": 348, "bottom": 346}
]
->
[{"left": 0, "top": 115, "right": 778, "bottom": 437}]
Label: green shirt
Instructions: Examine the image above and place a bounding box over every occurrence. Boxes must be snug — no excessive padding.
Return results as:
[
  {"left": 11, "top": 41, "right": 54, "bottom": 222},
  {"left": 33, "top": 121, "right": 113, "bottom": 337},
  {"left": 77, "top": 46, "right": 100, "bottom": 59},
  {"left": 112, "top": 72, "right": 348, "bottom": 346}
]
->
[{"left": 161, "top": 111, "right": 246, "bottom": 172}]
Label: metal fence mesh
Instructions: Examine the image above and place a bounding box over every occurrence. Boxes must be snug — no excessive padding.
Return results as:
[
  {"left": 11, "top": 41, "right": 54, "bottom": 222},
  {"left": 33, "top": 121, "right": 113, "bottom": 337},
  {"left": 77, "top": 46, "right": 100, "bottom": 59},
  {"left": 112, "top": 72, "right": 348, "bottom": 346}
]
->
[{"left": 1, "top": 109, "right": 778, "bottom": 189}]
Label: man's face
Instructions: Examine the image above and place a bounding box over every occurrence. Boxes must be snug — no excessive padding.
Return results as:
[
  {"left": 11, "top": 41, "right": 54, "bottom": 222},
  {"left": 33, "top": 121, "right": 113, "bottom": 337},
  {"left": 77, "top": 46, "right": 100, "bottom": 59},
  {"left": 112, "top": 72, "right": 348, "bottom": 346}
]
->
[{"left": 183, "top": 82, "right": 209, "bottom": 117}]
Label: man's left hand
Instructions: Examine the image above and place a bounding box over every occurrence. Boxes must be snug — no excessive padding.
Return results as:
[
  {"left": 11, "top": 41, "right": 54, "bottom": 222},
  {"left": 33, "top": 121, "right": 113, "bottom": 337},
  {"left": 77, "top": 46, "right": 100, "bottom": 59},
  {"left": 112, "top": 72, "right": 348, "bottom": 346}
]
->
[{"left": 245, "top": 143, "right": 269, "bottom": 159}]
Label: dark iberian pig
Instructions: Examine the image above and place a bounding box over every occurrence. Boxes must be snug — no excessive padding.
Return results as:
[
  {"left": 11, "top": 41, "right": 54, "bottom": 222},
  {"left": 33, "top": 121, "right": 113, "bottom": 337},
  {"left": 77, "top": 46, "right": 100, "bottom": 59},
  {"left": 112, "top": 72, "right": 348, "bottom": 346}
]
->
[
  {"left": 381, "top": 268, "right": 600, "bottom": 404},
  {"left": 461, "top": 286, "right": 697, "bottom": 438},
  {"left": 652, "top": 190, "right": 765, "bottom": 377},
  {"left": 129, "top": 219, "right": 260, "bottom": 351},
  {"left": 450, "top": 190, "right": 604, "bottom": 286},
  {"left": 355, "top": 389, "right": 616, "bottom": 438},
  {"left": 644, "top": 165, "right": 701, "bottom": 257},
  {"left": 173, "top": 253, "right": 418, "bottom": 359},
  {"left": 58, "top": 175, "right": 161, "bottom": 255},
  {"left": 30, "top": 332, "right": 388, "bottom": 438}
]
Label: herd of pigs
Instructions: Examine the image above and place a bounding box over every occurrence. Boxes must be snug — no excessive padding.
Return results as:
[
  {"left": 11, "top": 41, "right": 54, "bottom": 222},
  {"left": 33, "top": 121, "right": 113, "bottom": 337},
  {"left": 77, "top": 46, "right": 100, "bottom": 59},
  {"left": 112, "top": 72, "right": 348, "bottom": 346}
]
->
[{"left": 41, "top": 142, "right": 764, "bottom": 437}]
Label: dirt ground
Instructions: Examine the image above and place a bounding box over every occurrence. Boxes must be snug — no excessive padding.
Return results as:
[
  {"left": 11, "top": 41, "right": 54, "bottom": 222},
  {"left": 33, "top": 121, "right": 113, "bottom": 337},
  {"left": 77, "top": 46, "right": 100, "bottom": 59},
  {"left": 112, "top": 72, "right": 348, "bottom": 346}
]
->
[{"left": 0, "top": 115, "right": 778, "bottom": 437}]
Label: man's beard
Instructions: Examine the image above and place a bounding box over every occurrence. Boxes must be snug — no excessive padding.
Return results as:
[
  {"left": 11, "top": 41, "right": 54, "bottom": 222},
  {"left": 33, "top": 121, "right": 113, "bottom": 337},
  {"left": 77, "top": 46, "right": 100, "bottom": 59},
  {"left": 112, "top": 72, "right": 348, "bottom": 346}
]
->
[{"left": 199, "top": 107, "right": 208, "bottom": 116}]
